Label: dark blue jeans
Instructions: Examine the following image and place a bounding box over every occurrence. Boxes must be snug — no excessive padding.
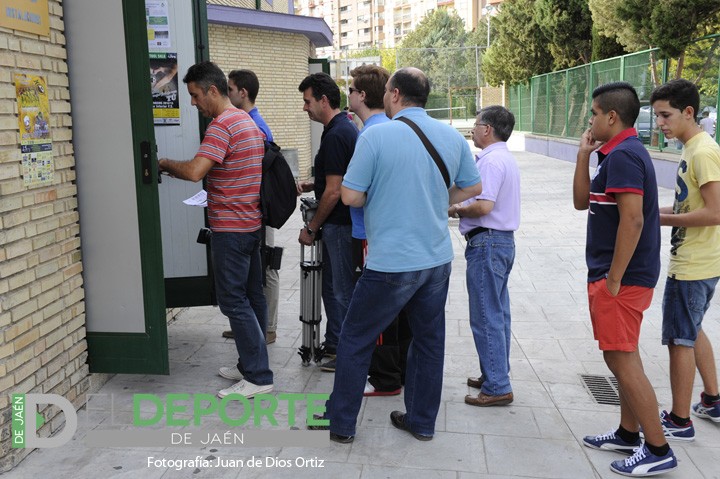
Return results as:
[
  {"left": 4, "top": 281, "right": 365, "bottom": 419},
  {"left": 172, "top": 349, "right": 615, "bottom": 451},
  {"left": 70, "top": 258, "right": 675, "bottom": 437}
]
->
[
  {"left": 211, "top": 230, "right": 273, "bottom": 386},
  {"left": 465, "top": 229, "right": 515, "bottom": 396},
  {"left": 321, "top": 223, "right": 354, "bottom": 351},
  {"left": 326, "top": 262, "right": 451, "bottom": 437}
]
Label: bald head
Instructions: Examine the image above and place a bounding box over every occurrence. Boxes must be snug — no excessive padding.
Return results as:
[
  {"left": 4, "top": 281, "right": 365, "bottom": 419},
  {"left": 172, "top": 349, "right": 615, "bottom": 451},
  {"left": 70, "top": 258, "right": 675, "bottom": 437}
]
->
[{"left": 389, "top": 67, "right": 430, "bottom": 107}]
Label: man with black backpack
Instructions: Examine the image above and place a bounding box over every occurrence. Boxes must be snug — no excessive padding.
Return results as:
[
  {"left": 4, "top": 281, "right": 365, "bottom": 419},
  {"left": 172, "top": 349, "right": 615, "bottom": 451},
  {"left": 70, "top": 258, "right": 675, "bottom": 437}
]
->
[
  {"left": 159, "top": 61, "right": 272, "bottom": 399},
  {"left": 227, "top": 69, "right": 295, "bottom": 345}
]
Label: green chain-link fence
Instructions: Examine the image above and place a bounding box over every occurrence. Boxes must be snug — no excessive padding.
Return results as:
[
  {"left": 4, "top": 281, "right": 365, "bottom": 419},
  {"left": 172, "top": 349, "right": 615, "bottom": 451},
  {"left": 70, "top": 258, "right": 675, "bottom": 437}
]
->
[{"left": 509, "top": 35, "right": 720, "bottom": 151}]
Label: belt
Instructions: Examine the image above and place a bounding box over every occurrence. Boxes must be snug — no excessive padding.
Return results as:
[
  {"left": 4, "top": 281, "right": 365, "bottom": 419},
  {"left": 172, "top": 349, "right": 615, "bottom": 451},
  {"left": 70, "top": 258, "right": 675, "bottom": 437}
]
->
[{"left": 464, "top": 226, "right": 490, "bottom": 241}]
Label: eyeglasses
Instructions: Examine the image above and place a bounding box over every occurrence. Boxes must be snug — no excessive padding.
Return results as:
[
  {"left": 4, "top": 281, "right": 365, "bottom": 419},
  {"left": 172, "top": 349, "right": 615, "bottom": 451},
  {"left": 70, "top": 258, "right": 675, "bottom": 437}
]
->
[
  {"left": 474, "top": 122, "right": 490, "bottom": 128},
  {"left": 348, "top": 87, "right": 360, "bottom": 95}
]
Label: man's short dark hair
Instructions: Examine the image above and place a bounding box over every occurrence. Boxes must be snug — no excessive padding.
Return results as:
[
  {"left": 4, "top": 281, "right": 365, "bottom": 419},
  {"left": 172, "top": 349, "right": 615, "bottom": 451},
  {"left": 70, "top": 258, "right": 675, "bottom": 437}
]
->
[
  {"left": 298, "top": 72, "right": 341, "bottom": 109},
  {"left": 478, "top": 106, "right": 515, "bottom": 142},
  {"left": 389, "top": 68, "right": 430, "bottom": 107},
  {"left": 228, "top": 69, "right": 260, "bottom": 102},
  {"left": 592, "top": 81, "right": 640, "bottom": 127},
  {"left": 650, "top": 79, "right": 700, "bottom": 118},
  {"left": 350, "top": 64, "right": 390, "bottom": 110},
  {"left": 183, "top": 61, "right": 228, "bottom": 97}
]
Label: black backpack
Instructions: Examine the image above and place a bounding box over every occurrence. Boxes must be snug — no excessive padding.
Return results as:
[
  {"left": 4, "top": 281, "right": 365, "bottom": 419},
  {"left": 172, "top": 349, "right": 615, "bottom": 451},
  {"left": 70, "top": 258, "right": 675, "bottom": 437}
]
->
[{"left": 260, "top": 141, "right": 297, "bottom": 229}]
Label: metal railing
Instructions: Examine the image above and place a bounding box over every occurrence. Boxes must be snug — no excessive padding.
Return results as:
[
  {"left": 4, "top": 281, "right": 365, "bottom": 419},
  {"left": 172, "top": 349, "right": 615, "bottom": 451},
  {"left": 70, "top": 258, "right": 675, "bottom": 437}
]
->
[{"left": 508, "top": 35, "right": 720, "bottom": 151}]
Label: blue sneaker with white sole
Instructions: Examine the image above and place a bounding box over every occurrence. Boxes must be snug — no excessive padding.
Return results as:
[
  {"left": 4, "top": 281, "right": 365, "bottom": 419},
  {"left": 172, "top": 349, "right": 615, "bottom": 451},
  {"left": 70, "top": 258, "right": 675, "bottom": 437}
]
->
[
  {"left": 692, "top": 392, "right": 720, "bottom": 423},
  {"left": 583, "top": 429, "right": 641, "bottom": 455},
  {"left": 659, "top": 410, "right": 694, "bottom": 442},
  {"left": 610, "top": 444, "right": 677, "bottom": 477}
]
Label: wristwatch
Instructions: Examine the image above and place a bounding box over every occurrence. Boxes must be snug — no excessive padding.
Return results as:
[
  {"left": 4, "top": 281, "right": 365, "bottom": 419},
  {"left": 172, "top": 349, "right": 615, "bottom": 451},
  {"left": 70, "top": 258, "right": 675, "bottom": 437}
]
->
[{"left": 306, "top": 226, "right": 315, "bottom": 236}]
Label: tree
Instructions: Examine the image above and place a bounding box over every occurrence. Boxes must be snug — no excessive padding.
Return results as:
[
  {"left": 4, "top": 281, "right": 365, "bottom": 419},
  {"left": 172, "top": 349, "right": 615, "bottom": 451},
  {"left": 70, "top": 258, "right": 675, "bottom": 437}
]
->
[
  {"left": 645, "top": 0, "right": 720, "bottom": 76},
  {"left": 380, "top": 48, "right": 396, "bottom": 74},
  {"left": 589, "top": 0, "right": 648, "bottom": 52},
  {"left": 349, "top": 46, "right": 381, "bottom": 59},
  {"left": 591, "top": 25, "right": 626, "bottom": 62},
  {"left": 397, "top": 8, "right": 471, "bottom": 90},
  {"left": 482, "top": 0, "right": 553, "bottom": 86},
  {"left": 534, "top": 0, "right": 593, "bottom": 69},
  {"left": 591, "top": 0, "right": 720, "bottom": 79}
]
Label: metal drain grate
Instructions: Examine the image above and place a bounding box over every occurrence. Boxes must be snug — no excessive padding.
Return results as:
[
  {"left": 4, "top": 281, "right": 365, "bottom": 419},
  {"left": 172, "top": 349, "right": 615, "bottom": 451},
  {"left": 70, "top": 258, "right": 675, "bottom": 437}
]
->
[{"left": 580, "top": 374, "right": 620, "bottom": 406}]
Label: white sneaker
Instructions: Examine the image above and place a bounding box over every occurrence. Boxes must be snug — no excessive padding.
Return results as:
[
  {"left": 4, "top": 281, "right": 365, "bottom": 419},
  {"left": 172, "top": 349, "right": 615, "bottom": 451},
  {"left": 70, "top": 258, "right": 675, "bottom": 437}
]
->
[
  {"left": 218, "top": 366, "right": 243, "bottom": 381},
  {"left": 218, "top": 380, "right": 273, "bottom": 399}
]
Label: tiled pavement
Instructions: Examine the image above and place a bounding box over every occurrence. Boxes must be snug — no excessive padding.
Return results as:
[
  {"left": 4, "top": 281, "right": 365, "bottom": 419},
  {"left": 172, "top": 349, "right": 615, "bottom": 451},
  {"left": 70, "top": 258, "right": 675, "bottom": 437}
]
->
[{"left": 9, "top": 149, "right": 720, "bottom": 479}]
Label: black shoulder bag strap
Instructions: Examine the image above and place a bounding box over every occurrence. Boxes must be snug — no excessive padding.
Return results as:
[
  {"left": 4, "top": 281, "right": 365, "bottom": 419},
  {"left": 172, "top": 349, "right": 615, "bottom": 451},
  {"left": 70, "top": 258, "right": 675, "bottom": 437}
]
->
[{"left": 396, "top": 116, "right": 451, "bottom": 189}]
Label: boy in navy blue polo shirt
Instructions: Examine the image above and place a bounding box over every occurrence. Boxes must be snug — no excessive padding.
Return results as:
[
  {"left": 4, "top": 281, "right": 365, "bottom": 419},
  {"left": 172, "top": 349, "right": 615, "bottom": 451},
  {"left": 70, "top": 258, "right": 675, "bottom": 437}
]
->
[{"left": 573, "top": 82, "right": 677, "bottom": 477}]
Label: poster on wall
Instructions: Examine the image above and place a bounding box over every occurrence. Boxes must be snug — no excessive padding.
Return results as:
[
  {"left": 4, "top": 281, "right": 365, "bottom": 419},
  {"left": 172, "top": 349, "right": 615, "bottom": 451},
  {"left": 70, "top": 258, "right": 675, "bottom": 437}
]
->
[
  {"left": 15, "top": 73, "right": 54, "bottom": 187},
  {"left": 146, "top": 0, "right": 172, "bottom": 49},
  {"left": 150, "top": 52, "right": 180, "bottom": 125}
]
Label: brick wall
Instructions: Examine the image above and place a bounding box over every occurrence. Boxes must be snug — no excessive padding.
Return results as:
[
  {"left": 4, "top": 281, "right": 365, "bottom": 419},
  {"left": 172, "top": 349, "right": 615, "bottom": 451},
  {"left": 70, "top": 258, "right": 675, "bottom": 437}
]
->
[
  {"left": 207, "top": 0, "right": 292, "bottom": 14},
  {"left": 209, "top": 24, "right": 314, "bottom": 179},
  {"left": 0, "top": 1, "right": 90, "bottom": 472}
]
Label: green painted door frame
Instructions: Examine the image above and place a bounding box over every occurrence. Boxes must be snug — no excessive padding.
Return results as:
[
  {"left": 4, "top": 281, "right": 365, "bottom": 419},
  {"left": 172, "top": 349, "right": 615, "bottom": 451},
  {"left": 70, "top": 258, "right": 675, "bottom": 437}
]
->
[
  {"left": 164, "top": 0, "right": 214, "bottom": 308},
  {"left": 86, "top": 0, "right": 169, "bottom": 374}
]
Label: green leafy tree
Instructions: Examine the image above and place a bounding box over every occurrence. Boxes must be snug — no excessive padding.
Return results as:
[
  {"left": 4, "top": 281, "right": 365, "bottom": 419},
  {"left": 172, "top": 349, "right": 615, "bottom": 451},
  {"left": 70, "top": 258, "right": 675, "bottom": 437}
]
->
[
  {"left": 482, "top": 0, "right": 553, "bottom": 86},
  {"left": 534, "top": 0, "right": 593, "bottom": 69},
  {"left": 592, "top": 0, "right": 720, "bottom": 79},
  {"left": 381, "top": 48, "right": 397, "bottom": 74},
  {"left": 591, "top": 26, "right": 626, "bottom": 62},
  {"left": 589, "top": 0, "right": 648, "bottom": 52},
  {"left": 397, "top": 8, "right": 470, "bottom": 91},
  {"left": 349, "top": 46, "right": 381, "bottom": 59}
]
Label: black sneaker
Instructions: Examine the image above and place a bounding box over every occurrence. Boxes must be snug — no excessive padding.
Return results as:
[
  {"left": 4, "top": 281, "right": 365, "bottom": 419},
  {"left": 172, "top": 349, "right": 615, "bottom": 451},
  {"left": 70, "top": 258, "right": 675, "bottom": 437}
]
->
[
  {"left": 329, "top": 432, "right": 354, "bottom": 444},
  {"left": 320, "top": 358, "right": 336, "bottom": 372},
  {"left": 390, "top": 411, "right": 432, "bottom": 441},
  {"left": 307, "top": 414, "right": 354, "bottom": 443}
]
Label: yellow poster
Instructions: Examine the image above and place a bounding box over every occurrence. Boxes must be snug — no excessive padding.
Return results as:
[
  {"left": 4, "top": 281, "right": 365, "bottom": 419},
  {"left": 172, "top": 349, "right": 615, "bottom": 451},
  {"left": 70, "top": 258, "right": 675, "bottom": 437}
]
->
[
  {"left": 0, "top": 0, "right": 50, "bottom": 36},
  {"left": 15, "top": 73, "right": 53, "bottom": 187}
]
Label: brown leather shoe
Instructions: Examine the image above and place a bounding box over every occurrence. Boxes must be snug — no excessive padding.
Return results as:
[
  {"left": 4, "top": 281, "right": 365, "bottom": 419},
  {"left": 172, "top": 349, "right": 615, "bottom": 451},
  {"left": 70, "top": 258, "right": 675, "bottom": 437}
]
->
[
  {"left": 464, "top": 391, "right": 513, "bottom": 407},
  {"left": 467, "top": 376, "right": 485, "bottom": 389},
  {"left": 265, "top": 331, "right": 276, "bottom": 344},
  {"left": 222, "top": 330, "right": 234, "bottom": 339}
]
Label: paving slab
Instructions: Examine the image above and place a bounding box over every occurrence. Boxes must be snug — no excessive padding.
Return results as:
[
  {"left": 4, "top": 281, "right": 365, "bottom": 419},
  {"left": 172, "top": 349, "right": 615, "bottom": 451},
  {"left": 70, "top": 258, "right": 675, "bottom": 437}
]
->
[{"left": 10, "top": 149, "right": 720, "bottom": 478}]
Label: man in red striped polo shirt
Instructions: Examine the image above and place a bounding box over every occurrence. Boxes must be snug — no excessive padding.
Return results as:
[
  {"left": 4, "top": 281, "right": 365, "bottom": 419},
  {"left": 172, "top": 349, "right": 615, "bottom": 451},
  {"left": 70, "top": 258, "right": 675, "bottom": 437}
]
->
[{"left": 159, "top": 61, "right": 273, "bottom": 399}]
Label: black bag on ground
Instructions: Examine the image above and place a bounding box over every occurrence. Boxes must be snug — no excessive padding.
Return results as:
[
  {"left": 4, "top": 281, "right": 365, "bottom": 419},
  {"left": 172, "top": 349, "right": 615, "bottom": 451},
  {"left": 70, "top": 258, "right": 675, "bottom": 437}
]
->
[{"left": 260, "top": 141, "right": 297, "bottom": 229}]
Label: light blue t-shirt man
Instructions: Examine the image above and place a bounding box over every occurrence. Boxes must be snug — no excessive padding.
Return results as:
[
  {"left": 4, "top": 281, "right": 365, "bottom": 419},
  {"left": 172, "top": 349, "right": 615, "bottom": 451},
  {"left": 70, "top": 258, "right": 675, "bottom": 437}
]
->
[
  {"left": 343, "top": 107, "right": 481, "bottom": 272},
  {"left": 349, "top": 112, "right": 391, "bottom": 240}
]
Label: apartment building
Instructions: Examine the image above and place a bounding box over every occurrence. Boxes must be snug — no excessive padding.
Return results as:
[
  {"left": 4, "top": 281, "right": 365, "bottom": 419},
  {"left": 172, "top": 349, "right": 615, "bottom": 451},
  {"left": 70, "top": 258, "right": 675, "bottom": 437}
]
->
[{"left": 295, "top": 0, "right": 504, "bottom": 54}]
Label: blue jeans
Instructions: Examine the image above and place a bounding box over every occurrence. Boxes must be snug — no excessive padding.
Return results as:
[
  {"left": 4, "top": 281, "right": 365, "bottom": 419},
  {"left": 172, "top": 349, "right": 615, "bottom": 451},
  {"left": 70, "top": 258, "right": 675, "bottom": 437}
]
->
[
  {"left": 326, "top": 262, "right": 451, "bottom": 437},
  {"left": 211, "top": 230, "right": 273, "bottom": 386},
  {"left": 321, "top": 223, "right": 354, "bottom": 351},
  {"left": 662, "top": 276, "right": 719, "bottom": 347},
  {"left": 465, "top": 229, "right": 515, "bottom": 396}
]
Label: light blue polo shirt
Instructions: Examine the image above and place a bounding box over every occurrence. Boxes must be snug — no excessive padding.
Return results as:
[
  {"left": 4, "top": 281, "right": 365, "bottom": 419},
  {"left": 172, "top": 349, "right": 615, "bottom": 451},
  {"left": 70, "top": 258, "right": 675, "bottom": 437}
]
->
[
  {"left": 343, "top": 107, "right": 480, "bottom": 272},
  {"left": 350, "top": 112, "right": 391, "bottom": 239}
]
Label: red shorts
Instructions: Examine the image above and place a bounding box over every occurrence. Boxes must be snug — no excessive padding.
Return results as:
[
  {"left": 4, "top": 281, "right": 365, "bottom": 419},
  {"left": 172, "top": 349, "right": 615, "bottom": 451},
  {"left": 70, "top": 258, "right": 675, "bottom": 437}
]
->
[{"left": 587, "top": 278, "right": 654, "bottom": 352}]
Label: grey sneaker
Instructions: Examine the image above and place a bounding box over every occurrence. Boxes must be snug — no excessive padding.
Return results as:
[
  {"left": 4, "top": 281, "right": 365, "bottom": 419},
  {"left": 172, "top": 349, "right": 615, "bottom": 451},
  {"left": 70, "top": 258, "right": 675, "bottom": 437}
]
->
[
  {"left": 218, "top": 380, "right": 273, "bottom": 399},
  {"left": 218, "top": 366, "right": 243, "bottom": 381}
]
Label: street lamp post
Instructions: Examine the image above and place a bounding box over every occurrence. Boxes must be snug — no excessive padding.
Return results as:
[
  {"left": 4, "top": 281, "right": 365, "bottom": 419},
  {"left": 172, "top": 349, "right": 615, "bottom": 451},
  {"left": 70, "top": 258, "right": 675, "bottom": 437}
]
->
[{"left": 481, "top": 4, "right": 496, "bottom": 49}]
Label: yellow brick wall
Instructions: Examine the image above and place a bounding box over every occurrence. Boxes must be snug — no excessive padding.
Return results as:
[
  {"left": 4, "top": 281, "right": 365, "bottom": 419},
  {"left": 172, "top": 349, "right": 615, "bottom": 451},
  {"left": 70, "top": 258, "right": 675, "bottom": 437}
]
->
[
  {"left": 209, "top": 24, "right": 314, "bottom": 179},
  {"left": 207, "top": 0, "right": 292, "bottom": 14},
  {"left": 0, "top": 1, "right": 89, "bottom": 471}
]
